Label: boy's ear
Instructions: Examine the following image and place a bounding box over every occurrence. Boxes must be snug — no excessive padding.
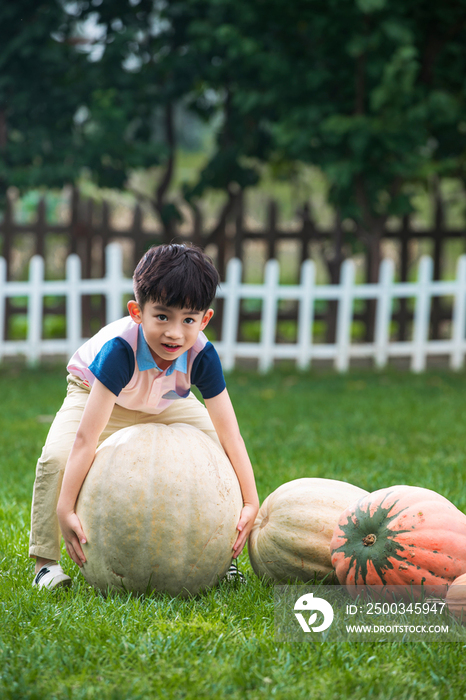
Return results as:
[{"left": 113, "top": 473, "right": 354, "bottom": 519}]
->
[
  {"left": 127, "top": 300, "right": 142, "bottom": 324},
  {"left": 200, "top": 308, "right": 214, "bottom": 331}
]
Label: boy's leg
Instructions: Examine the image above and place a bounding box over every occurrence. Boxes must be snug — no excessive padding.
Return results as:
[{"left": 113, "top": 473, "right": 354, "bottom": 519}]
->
[
  {"left": 29, "top": 376, "right": 90, "bottom": 569},
  {"left": 30, "top": 386, "right": 213, "bottom": 567}
]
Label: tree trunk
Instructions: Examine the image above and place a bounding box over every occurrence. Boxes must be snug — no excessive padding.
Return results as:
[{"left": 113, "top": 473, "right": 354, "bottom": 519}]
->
[
  {"left": 364, "top": 222, "right": 383, "bottom": 342},
  {"left": 153, "top": 103, "right": 177, "bottom": 241},
  {"left": 0, "top": 107, "right": 7, "bottom": 204},
  {"left": 431, "top": 177, "right": 444, "bottom": 340},
  {"left": 398, "top": 215, "right": 410, "bottom": 341},
  {"left": 325, "top": 212, "right": 345, "bottom": 343},
  {"left": 354, "top": 175, "right": 385, "bottom": 342}
]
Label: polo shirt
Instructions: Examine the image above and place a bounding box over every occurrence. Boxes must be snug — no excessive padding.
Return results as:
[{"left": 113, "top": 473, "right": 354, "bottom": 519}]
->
[{"left": 67, "top": 316, "right": 226, "bottom": 414}]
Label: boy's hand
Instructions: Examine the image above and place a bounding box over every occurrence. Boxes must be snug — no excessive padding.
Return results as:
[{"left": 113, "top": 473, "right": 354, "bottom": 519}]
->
[
  {"left": 232, "top": 503, "right": 259, "bottom": 559},
  {"left": 57, "top": 510, "right": 87, "bottom": 567}
]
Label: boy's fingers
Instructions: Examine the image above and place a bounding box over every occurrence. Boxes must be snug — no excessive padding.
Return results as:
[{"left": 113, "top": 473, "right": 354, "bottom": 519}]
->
[
  {"left": 67, "top": 543, "right": 85, "bottom": 567},
  {"left": 232, "top": 530, "right": 247, "bottom": 557},
  {"left": 70, "top": 514, "right": 87, "bottom": 544},
  {"left": 232, "top": 505, "right": 259, "bottom": 557},
  {"left": 64, "top": 530, "right": 87, "bottom": 566},
  {"left": 65, "top": 542, "right": 81, "bottom": 567},
  {"left": 69, "top": 515, "right": 87, "bottom": 562},
  {"left": 73, "top": 536, "right": 86, "bottom": 564}
]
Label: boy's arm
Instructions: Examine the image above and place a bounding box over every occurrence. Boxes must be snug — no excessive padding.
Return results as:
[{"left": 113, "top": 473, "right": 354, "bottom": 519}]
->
[
  {"left": 56, "top": 379, "right": 116, "bottom": 567},
  {"left": 204, "top": 388, "right": 259, "bottom": 558}
]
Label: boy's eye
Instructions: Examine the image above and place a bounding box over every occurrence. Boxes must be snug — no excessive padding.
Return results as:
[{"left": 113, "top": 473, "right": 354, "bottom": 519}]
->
[
  {"left": 184, "top": 317, "right": 195, "bottom": 325},
  {"left": 156, "top": 314, "right": 168, "bottom": 321}
]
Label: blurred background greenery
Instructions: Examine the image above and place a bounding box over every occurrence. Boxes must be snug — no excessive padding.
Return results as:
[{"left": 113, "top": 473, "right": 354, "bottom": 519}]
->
[{"left": 2, "top": 0, "right": 466, "bottom": 235}]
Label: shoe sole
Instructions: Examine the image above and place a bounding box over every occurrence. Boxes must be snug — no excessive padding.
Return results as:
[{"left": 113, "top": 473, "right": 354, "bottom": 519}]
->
[{"left": 33, "top": 577, "right": 72, "bottom": 591}]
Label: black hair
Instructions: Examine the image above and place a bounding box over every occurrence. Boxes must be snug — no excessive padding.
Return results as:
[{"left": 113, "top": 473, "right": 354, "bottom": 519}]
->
[{"left": 132, "top": 243, "right": 219, "bottom": 310}]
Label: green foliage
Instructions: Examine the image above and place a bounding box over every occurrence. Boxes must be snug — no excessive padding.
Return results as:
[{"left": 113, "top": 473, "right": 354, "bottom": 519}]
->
[
  {"left": 2, "top": 366, "right": 466, "bottom": 697},
  {"left": 0, "top": 1, "right": 87, "bottom": 204},
  {"left": 2, "top": 0, "right": 466, "bottom": 241},
  {"left": 0, "top": 1, "right": 164, "bottom": 203},
  {"left": 247, "top": 0, "right": 466, "bottom": 228}
]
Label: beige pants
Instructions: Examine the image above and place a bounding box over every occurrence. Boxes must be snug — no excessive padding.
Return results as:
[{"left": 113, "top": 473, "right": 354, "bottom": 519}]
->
[{"left": 29, "top": 374, "right": 220, "bottom": 561}]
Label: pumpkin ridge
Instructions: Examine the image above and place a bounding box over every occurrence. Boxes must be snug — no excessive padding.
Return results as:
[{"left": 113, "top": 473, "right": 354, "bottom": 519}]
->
[{"left": 184, "top": 514, "right": 233, "bottom": 586}]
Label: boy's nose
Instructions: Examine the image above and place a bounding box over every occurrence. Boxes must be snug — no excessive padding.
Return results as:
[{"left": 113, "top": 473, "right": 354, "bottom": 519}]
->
[{"left": 165, "top": 324, "right": 183, "bottom": 340}]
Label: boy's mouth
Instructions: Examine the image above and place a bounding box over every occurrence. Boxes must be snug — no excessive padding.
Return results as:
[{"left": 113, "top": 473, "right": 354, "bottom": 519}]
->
[{"left": 162, "top": 343, "right": 181, "bottom": 353}]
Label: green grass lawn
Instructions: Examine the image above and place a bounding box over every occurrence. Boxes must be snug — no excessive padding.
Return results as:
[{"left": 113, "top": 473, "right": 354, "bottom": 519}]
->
[{"left": 1, "top": 365, "right": 466, "bottom": 699}]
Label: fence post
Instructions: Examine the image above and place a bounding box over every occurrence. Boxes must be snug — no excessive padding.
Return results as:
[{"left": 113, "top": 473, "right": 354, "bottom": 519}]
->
[
  {"left": 398, "top": 214, "right": 410, "bottom": 341},
  {"left": 211, "top": 217, "right": 226, "bottom": 340},
  {"left": 374, "top": 258, "right": 395, "bottom": 368},
  {"left": 66, "top": 254, "right": 82, "bottom": 354},
  {"left": 234, "top": 192, "right": 244, "bottom": 260},
  {"left": 220, "top": 258, "right": 242, "bottom": 372},
  {"left": 325, "top": 212, "right": 344, "bottom": 343},
  {"left": 2, "top": 195, "right": 13, "bottom": 279},
  {"left": 259, "top": 259, "right": 279, "bottom": 373},
  {"left": 27, "top": 256, "right": 45, "bottom": 367},
  {"left": 450, "top": 255, "right": 466, "bottom": 370},
  {"left": 411, "top": 256, "right": 433, "bottom": 372},
  {"left": 35, "top": 199, "right": 46, "bottom": 258},
  {"left": 131, "top": 203, "right": 145, "bottom": 268},
  {"left": 299, "top": 203, "right": 313, "bottom": 264},
  {"left": 432, "top": 181, "right": 444, "bottom": 340},
  {"left": 297, "top": 259, "right": 315, "bottom": 370},
  {"left": 101, "top": 200, "right": 111, "bottom": 274},
  {"left": 105, "top": 244, "right": 125, "bottom": 323},
  {"left": 70, "top": 188, "right": 79, "bottom": 255},
  {"left": 267, "top": 200, "right": 278, "bottom": 260},
  {"left": 2, "top": 196, "right": 13, "bottom": 342},
  {"left": 335, "top": 259, "right": 355, "bottom": 372}
]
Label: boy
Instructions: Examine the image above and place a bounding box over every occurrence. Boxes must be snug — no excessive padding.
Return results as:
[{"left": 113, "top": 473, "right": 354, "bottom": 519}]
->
[{"left": 30, "top": 243, "right": 259, "bottom": 590}]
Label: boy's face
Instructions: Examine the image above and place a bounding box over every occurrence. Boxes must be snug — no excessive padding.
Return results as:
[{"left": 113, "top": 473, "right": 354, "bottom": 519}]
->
[{"left": 127, "top": 300, "right": 213, "bottom": 369}]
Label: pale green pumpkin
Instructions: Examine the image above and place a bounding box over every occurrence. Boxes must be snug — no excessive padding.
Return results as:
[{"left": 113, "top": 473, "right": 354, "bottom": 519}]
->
[
  {"left": 248, "top": 478, "right": 368, "bottom": 583},
  {"left": 76, "top": 423, "right": 242, "bottom": 597}
]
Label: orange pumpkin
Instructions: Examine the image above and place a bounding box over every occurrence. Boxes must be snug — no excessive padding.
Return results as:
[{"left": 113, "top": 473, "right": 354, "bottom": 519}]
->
[
  {"left": 446, "top": 573, "right": 466, "bottom": 623},
  {"left": 330, "top": 485, "right": 466, "bottom": 596}
]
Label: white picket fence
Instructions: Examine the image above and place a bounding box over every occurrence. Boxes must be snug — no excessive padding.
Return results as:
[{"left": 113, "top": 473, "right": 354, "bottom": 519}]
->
[{"left": 1, "top": 242, "right": 466, "bottom": 372}]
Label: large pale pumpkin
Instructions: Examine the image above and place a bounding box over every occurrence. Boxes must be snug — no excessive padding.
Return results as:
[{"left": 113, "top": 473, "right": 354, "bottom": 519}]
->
[
  {"left": 330, "top": 485, "right": 466, "bottom": 596},
  {"left": 76, "top": 423, "right": 242, "bottom": 597},
  {"left": 248, "top": 478, "right": 368, "bottom": 583}
]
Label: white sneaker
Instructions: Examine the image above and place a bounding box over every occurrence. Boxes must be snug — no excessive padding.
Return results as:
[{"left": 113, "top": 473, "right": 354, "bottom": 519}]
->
[{"left": 33, "top": 564, "right": 72, "bottom": 590}]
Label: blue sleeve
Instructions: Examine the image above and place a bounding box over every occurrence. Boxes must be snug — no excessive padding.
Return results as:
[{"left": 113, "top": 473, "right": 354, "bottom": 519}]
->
[
  {"left": 88, "top": 337, "right": 135, "bottom": 396},
  {"left": 191, "top": 342, "right": 226, "bottom": 399}
]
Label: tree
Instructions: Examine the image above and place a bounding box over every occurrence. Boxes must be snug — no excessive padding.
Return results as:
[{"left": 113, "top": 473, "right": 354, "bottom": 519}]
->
[
  {"left": 173, "top": 0, "right": 466, "bottom": 278},
  {"left": 0, "top": 0, "right": 163, "bottom": 209},
  {"left": 3, "top": 0, "right": 466, "bottom": 270},
  {"left": 270, "top": 0, "right": 466, "bottom": 280},
  {"left": 171, "top": 0, "right": 466, "bottom": 338},
  {"left": 63, "top": 0, "right": 273, "bottom": 239},
  {"left": 0, "top": 1, "right": 87, "bottom": 206}
]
